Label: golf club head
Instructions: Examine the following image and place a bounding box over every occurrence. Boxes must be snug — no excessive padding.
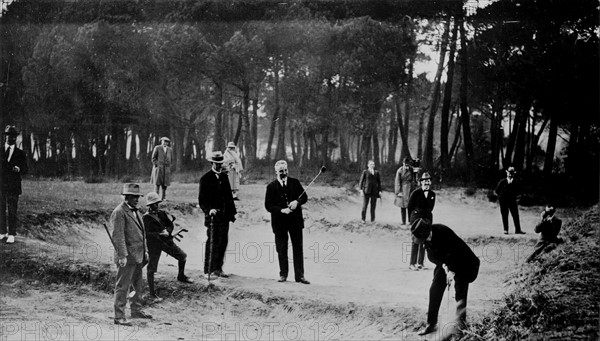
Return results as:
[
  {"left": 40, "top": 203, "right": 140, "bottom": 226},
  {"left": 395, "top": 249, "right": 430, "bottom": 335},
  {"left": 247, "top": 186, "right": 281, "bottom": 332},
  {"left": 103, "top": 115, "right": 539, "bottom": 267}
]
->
[{"left": 320, "top": 166, "right": 327, "bottom": 173}]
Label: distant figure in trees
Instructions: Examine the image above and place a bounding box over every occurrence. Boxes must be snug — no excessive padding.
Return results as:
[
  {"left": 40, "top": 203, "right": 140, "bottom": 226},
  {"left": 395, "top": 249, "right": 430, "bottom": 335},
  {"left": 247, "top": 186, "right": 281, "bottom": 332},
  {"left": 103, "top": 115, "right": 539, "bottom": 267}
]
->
[
  {"left": 495, "top": 167, "right": 525, "bottom": 235},
  {"left": 1, "top": 126, "right": 28, "bottom": 244},
  {"left": 394, "top": 157, "right": 417, "bottom": 226},
  {"left": 151, "top": 137, "right": 173, "bottom": 201},
  {"left": 413, "top": 220, "right": 480, "bottom": 336},
  {"left": 223, "top": 141, "right": 243, "bottom": 201},
  {"left": 407, "top": 172, "right": 436, "bottom": 271},
  {"left": 526, "top": 205, "right": 563, "bottom": 263},
  {"left": 359, "top": 160, "right": 382, "bottom": 223}
]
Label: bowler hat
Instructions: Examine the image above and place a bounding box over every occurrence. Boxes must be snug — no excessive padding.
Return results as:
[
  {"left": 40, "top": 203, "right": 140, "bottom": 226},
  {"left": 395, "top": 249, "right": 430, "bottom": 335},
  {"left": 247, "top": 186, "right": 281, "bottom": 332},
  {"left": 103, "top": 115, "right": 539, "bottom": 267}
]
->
[
  {"left": 122, "top": 183, "right": 143, "bottom": 196},
  {"left": 145, "top": 192, "right": 162, "bottom": 206},
  {"left": 207, "top": 151, "right": 224, "bottom": 163},
  {"left": 227, "top": 141, "right": 236, "bottom": 148},
  {"left": 160, "top": 137, "right": 170, "bottom": 142},
  {"left": 411, "top": 218, "right": 432, "bottom": 243},
  {"left": 419, "top": 172, "right": 432, "bottom": 181},
  {"left": 4, "top": 126, "right": 18, "bottom": 136}
]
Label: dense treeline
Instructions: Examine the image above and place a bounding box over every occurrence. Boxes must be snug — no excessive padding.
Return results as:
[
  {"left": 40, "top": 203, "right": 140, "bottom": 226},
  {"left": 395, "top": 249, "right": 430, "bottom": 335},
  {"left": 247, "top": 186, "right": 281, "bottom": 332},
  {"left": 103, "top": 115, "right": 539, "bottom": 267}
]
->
[{"left": 0, "top": 0, "right": 598, "bottom": 201}]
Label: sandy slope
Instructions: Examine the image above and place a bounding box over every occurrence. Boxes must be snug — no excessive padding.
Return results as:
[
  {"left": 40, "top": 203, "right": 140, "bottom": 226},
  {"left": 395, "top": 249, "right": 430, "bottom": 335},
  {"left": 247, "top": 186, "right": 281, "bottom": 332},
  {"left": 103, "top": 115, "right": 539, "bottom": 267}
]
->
[{"left": 1, "top": 182, "right": 555, "bottom": 340}]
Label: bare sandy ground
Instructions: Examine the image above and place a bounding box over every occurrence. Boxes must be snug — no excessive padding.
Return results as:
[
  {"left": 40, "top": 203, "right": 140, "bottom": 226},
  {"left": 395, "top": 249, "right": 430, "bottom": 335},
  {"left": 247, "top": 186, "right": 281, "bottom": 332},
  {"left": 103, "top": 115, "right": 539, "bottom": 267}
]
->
[{"left": 1, "top": 182, "right": 557, "bottom": 341}]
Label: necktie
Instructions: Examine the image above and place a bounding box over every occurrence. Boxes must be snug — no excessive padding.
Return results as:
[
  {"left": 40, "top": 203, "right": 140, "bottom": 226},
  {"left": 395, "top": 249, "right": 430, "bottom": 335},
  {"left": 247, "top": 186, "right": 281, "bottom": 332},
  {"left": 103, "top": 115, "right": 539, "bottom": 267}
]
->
[{"left": 282, "top": 181, "right": 288, "bottom": 203}]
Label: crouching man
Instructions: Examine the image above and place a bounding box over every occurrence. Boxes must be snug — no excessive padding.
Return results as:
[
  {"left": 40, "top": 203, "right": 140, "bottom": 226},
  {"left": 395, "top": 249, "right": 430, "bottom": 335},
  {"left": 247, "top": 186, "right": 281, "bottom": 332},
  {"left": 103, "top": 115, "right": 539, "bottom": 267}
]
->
[
  {"left": 412, "top": 219, "right": 480, "bottom": 336},
  {"left": 526, "top": 205, "right": 563, "bottom": 263},
  {"left": 143, "top": 192, "right": 193, "bottom": 303}
]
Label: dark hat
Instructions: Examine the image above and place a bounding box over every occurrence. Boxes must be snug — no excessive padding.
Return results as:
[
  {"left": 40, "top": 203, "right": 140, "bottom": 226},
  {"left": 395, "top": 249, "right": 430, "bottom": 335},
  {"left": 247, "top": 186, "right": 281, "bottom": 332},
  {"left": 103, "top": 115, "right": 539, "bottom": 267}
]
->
[
  {"left": 419, "top": 172, "right": 432, "bottom": 181},
  {"left": 506, "top": 167, "right": 516, "bottom": 174},
  {"left": 411, "top": 218, "right": 432, "bottom": 242},
  {"left": 403, "top": 157, "right": 412, "bottom": 163},
  {"left": 207, "top": 151, "right": 224, "bottom": 163},
  {"left": 4, "top": 126, "right": 18, "bottom": 136}
]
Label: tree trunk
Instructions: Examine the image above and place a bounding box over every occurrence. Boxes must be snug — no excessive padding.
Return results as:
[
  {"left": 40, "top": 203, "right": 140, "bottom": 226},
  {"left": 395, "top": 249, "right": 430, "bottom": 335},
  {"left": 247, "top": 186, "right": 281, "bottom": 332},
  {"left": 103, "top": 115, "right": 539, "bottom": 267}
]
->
[
  {"left": 213, "top": 82, "right": 225, "bottom": 152},
  {"left": 387, "top": 107, "right": 398, "bottom": 165},
  {"left": 417, "top": 109, "right": 425, "bottom": 160},
  {"left": 543, "top": 116, "right": 558, "bottom": 177},
  {"left": 251, "top": 95, "right": 259, "bottom": 159},
  {"left": 440, "top": 18, "right": 458, "bottom": 171},
  {"left": 266, "top": 70, "right": 279, "bottom": 160},
  {"left": 275, "top": 105, "right": 287, "bottom": 160},
  {"left": 512, "top": 99, "right": 530, "bottom": 171},
  {"left": 395, "top": 93, "right": 412, "bottom": 161},
  {"left": 403, "top": 56, "right": 414, "bottom": 162},
  {"left": 458, "top": 15, "right": 474, "bottom": 178},
  {"left": 234, "top": 103, "right": 243, "bottom": 147},
  {"left": 423, "top": 18, "right": 451, "bottom": 171}
]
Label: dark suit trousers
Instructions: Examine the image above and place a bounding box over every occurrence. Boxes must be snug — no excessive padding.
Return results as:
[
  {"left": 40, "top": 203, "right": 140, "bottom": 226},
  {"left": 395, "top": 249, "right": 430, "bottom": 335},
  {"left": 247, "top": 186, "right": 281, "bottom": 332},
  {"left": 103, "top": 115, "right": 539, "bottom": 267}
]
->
[
  {"left": 410, "top": 242, "right": 425, "bottom": 266},
  {"left": 204, "top": 218, "right": 229, "bottom": 274},
  {"left": 361, "top": 194, "right": 378, "bottom": 222},
  {"left": 0, "top": 194, "right": 19, "bottom": 235},
  {"left": 500, "top": 201, "right": 521, "bottom": 232},
  {"left": 427, "top": 264, "right": 470, "bottom": 326},
  {"left": 274, "top": 227, "right": 304, "bottom": 280},
  {"left": 147, "top": 239, "right": 187, "bottom": 274},
  {"left": 114, "top": 263, "right": 144, "bottom": 319}
]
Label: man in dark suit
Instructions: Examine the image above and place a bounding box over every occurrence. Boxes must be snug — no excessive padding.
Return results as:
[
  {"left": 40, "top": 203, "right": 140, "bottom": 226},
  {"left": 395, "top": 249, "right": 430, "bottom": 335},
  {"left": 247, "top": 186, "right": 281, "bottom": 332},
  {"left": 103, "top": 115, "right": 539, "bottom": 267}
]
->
[
  {"left": 412, "top": 220, "right": 480, "bottom": 336},
  {"left": 358, "top": 160, "right": 381, "bottom": 222},
  {"left": 1, "top": 126, "right": 28, "bottom": 244},
  {"left": 198, "top": 151, "right": 237, "bottom": 279},
  {"left": 407, "top": 172, "right": 436, "bottom": 270},
  {"left": 526, "top": 205, "right": 563, "bottom": 263},
  {"left": 110, "top": 183, "right": 152, "bottom": 326},
  {"left": 265, "top": 160, "right": 310, "bottom": 284},
  {"left": 495, "top": 166, "right": 525, "bottom": 235}
]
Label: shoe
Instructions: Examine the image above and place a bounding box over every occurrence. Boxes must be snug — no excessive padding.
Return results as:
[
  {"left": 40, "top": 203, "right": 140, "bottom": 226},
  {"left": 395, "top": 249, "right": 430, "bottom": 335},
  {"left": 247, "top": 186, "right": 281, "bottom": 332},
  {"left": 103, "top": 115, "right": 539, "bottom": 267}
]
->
[
  {"left": 503, "top": 231, "right": 509, "bottom": 235},
  {"left": 131, "top": 311, "right": 153, "bottom": 319},
  {"left": 515, "top": 231, "right": 526, "bottom": 234},
  {"left": 114, "top": 318, "right": 133, "bottom": 326},
  {"left": 295, "top": 278, "right": 310, "bottom": 284},
  {"left": 417, "top": 323, "right": 437, "bottom": 335},
  {"left": 177, "top": 275, "right": 194, "bottom": 283},
  {"left": 6, "top": 235, "right": 15, "bottom": 244},
  {"left": 277, "top": 276, "right": 287, "bottom": 282},
  {"left": 416, "top": 264, "right": 423, "bottom": 270},
  {"left": 409, "top": 264, "right": 419, "bottom": 271},
  {"left": 211, "top": 270, "right": 229, "bottom": 278},
  {"left": 0, "top": 234, "right": 7, "bottom": 241}
]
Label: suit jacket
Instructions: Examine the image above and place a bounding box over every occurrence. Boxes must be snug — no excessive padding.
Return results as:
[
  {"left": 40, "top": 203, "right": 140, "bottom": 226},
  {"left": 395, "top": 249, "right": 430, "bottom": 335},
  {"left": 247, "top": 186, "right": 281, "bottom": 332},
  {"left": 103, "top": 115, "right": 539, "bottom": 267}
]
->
[
  {"left": 265, "top": 177, "right": 308, "bottom": 233},
  {"left": 142, "top": 210, "right": 174, "bottom": 250},
  {"left": 495, "top": 178, "right": 522, "bottom": 204},
  {"left": 425, "top": 224, "right": 480, "bottom": 283},
  {"left": 150, "top": 145, "right": 172, "bottom": 186},
  {"left": 359, "top": 170, "right": 381, "bottom": 196},
  {"left": 198, "top": 170, "right": 237, "bottom": 226},
  {"left": 407, "top": 188, "right": 436, "bottom": 223},
  {"left": 535, "top": 217, "right": 562, "bottom": 242},
  {"left": 110, "top": 202, "right": 147, "bottom": 265},
  {"left": 394, "top": 165, "right": 416, "bottom": 207},
  {"left": 1, "top": 145, "right": 28, "bottom": 195}
]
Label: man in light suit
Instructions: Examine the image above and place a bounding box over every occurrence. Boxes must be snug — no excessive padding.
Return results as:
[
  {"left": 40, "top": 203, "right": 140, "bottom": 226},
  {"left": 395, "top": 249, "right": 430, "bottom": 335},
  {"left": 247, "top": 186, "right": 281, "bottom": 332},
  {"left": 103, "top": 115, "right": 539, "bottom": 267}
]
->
[
  {"left": 111, "top": 183, "right": 152, "bottom": 326},
  {"left": 359, "top": 160, "right": 381, "bottom": 223},
  {"left": 1, "top": 126, "right": 28, "bottom": 244},
  {"left": 151, "top": 137, "right": 173, "bottom": 200},
  {"left": 265, "top": 160, "right": 310, "bottom": 284}
]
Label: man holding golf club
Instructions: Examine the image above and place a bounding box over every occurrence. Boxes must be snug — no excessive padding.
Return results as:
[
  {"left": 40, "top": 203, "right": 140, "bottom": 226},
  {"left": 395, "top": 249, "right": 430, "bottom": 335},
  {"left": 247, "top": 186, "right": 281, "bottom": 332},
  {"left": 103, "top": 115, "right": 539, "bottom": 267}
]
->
[
  {"left": 198, "top": 151, "right": 237, "bottom": 279},
  {"left": 110, "top": 183, "right": 153, "bottom": 326},
  {"left": 143, "top": 191, "right": 193, "bottom": 303},
  {"left": 412, "top": 219, "right": 480, "bottom": 336},
  {"left": 265, "top": 160, "right": 312, "bottom": 284}
]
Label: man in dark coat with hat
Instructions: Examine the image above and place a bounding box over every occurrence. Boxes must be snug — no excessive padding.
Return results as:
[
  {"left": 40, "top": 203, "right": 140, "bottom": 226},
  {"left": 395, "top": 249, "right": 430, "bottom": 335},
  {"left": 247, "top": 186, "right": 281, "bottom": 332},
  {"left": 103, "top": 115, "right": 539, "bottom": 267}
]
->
[
  {"left": 358, "top": 160, "right": 381, "bottom": 223},
  {"left": 412, "top": 220, "right": 480, "bottom": 336},
  {"left": 526, "top": 205, "right": 563, "bottom": 263},
  {"left": 407, "top": 172, "right": 436, "bottom": 270},
  {"left": 1, "top": 126, "right": 28, "bottom": 244},
  {"left": 110, "top": 183, "right": 152, "bottom": 326},
  {"left": 198, "top": 151, "right": 237, "bottom": 278},
  {"left": 495, "top": 166, "right": 525, "bottom": 235},
  {"left": 265, "top": 160, "right": 310, "bottom": 284}
]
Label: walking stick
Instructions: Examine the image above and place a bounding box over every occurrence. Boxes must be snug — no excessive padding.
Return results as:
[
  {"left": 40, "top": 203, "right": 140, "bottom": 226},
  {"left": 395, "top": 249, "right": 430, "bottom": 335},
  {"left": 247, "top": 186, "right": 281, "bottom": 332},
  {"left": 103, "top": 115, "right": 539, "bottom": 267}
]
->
[{"left": 207, "top": 213, "right": 215, "bottom": 283}]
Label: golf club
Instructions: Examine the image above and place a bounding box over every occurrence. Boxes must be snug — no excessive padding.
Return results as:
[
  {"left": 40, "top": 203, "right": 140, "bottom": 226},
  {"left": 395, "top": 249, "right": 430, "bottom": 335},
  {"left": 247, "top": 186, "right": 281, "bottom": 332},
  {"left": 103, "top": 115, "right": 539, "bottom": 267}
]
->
[{"left": 296, "top": 166, "right": 326, "bottom": 201}]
